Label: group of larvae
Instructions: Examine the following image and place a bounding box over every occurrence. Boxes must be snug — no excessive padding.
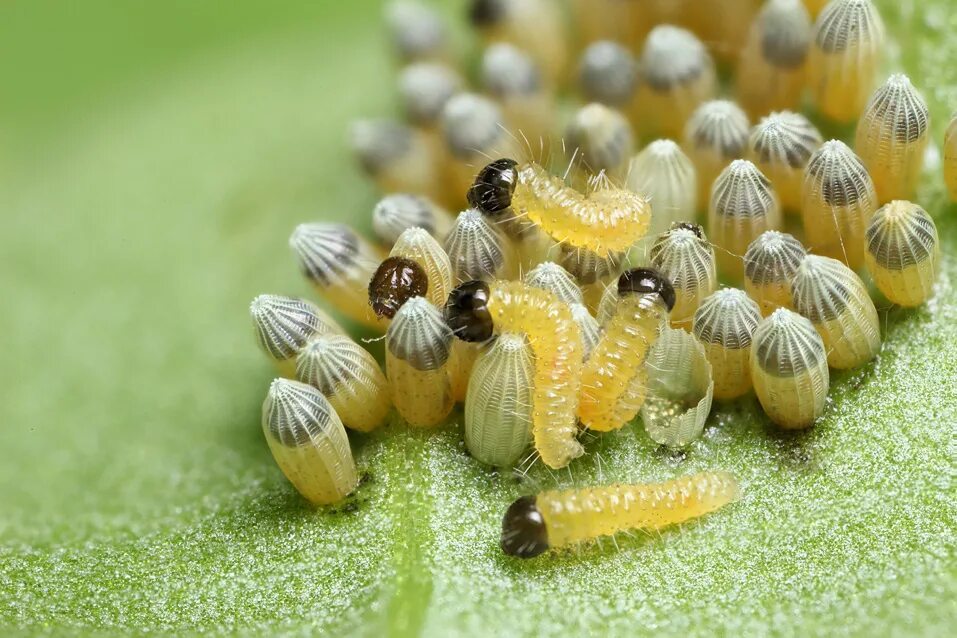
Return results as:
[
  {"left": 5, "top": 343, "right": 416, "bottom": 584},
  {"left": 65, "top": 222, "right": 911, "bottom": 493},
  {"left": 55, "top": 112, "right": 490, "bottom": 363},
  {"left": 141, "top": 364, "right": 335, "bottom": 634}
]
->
[{"left": 250, "top": 0, "right": 949, "bottom": 559}]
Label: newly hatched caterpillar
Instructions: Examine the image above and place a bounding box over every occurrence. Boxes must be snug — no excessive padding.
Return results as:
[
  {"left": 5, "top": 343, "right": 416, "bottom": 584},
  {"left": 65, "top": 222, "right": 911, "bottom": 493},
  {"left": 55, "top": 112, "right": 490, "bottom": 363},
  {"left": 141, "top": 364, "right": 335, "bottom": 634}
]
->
[
  {"left": 626, "top": 140, "right": 698, "bottom": 239},
  {"left": 296, "top": 334, "right": 391, "bottom": 433},
  {"left": 386, "top": 296, "right": 455, "bottom": 427},
  {"left": 444, "top": 207, "right": 516, "bottom": 284},
  {"left": 500, "top": 472, "right": 740, "bottom": 558},
  {"left": 368, "top": 256, "right": 428, "bottom": 321},
  {"left": 750, "top": 308, "right": 829, "bottom": 429},
  {"left": 578, "top": 268, "right": 674, "bottom": 432},
  {"left": 397, "top": 62, "right": 462, "bottom": 129},
  {"left": 290, "top": 223, "right": 385, "bottom": 330},
  {"left": 808, "top": 0, "right": 884, "bottom": 123},
  {"left": 565, "top": 103, "right": 634, "bottom": 183},
  {"left": 262, "top": 379, "right": 358, "bottom": 506},
  {"left": 802, "top": 140, "right": 877, "bottom": 269},
  {"left": 737, "top": 0, "right": 812, "bottom": 118},
  {"left": 386, "top": 227, "right": 453, "bottom": 312},
  {"left": 523, "top": 262, "right": 601, "bottom": 359},
  {"left": 578, "top": 40, "right": 638, "bottom": 111},
  {"left": 744, "top": 230, "right": 808, "bottom": 316},
  {"left": 372, "top": 193, "right": 453, "bottom": 247},
  {"left": 350, "top": 119, "right": 442, "bottom": 203},
  {"left": 749, "top": 111, "right": 823, "bottom": 213},
  {"left": 250, "top": 294, "right": 344, "bottom": 378},
  {"left": 865, "top": 201, "right": 940, "bottom": 307},
  {"left": 385, "top": 0, "right": 450, "bottom": 65},
  {"left": 855, "top": 74, "right": 930, "bottom": 203},
  {"left": 946, "top": 113, "right": 957, "bottom": 202},
  {"left": 693, "top": 288, "right": 763, "bottom": 400},
  {"left": 480, "top": 43, "right": 553, "bottom": 154},
  {"left": 649, "top": 222, "right": 718, "bottom": 327},
  {"left": 708, "top": 160, "right": 783, "bottom": 279},
  {"left": 446, "top": 280, "right": 584, "bottom": 468},
  {"left": 635, "top": 25, "right": 717, "bottom": 139},
  {"left": 791, "top": 255, "right": 881, "bottom": 369},
  {"left": 685, "top": 100, "right": 752, "bottom": 210}
]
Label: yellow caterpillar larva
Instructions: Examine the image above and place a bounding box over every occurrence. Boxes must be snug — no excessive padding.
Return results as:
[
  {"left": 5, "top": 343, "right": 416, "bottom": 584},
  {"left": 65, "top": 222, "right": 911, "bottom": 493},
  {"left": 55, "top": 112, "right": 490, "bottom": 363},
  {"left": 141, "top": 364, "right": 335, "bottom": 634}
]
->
[
  {"left": 685, "top": 100, "right": 752, "bottom": 210},
  {"left": 250, "top": 294, "right": 344, "bottom": 378},
  {"left": 579, "top": 268, "right": 674, "bottom": 432},
  {"left": 708, "top": 160, "right": 783, "bottom": 279},
  {"left": 444, "top": 207, "right": 516, "bottom": 284},
  {"left": 578, "top": 40, "right": 638, "bottom": 112},
  {"left": 523, "top": 262, "right": 601, "bottom": 359},
  {"left": 802, "top": 140, "right": 877, "bottom": 269},
  {"left": 446, "top": 280, "right": 584, "bottom": 468},
  {"left": 465, "top": 333, "right": 534, "bottom": 468},
  {"left": 641, "top": 326, "right": 714, "bottom": 448},
  {"left": 791, "top": 255, "right": 881, "bottom": 369},
  {"left": 289, "top": 223, "right": 386, "bottom": 330},
  {"left": 855, "top": 74, "right": 931, "bottom": 203},
  {"left": 649, "top": 222, "right": 718, "bottom": 327},
  {"left": 397, "top": 62, "right": 462, "bottom": 129},
  {"left": 865, "top": 201, "right": 940, "bottom": 307},
  {"left": 350, "top": 119, "right": 442, "bottom": 203},
  {"left": 808, "top": 0, "right": 884, "bottom": 123},
  {"left": 626, "top": 140, "right": 698, "bottom": 239},
  {"left": 262, "top": 378, "right": 358, "bottom": 506},
  {"left": 388, "top": 227, "right": 453, "bottom": 312},
  {"left": 386, "top": 297, "right": 455, "bottom": 427},
  {"left": 744, "top": 230, "right": 808, "bottom": 316},
  {"left": 571, "top": 303, "right": 602, "bottom": 361},
  {"left": 737, "top": 0, "right": 812, "bottom": 118},
  {"left": 384, "top": 0, "right": 450, "bottom": 66},
  {"left": 500, "top": 471, "right": 740, "bottom": 558},
  {"left": 693, "top": 288, "right": 763, "bottom": 400},
  {"left": 481, "top": 43, "right": 553, "bottom": 155},
  {"left": 565, "top": 103, "right": 635, "bottom": 184},
  {"left": 946, "top": 113, "right": 957, "bottom": 202},
  {"left": 372, "top": 193, "right": 454, "bottom": 247},
  {"left": 296, "top": 334, "right": 391, "bottom": 433},
  {"left": 751, "top": 308, "right": 829, "bottom": 429},
  {"left": 749, "top": 112, "right": 823, "bottom": 213},
  {"left": 635, "top": 25, "right": 717, "bottom": 140}
]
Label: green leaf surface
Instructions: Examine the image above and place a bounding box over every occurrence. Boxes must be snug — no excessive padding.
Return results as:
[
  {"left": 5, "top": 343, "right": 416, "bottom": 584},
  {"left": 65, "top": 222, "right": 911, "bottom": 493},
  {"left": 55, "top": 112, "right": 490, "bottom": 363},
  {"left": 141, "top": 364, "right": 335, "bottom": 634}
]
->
[{"left": 1, "top": 1, "right": 955, "bottom": 635}]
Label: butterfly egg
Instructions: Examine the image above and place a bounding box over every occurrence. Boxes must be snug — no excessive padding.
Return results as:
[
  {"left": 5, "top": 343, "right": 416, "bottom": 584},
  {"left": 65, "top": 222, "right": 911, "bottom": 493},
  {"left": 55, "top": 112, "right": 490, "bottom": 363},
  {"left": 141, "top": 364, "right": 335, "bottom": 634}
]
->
[
  {"left": 500, "top": 471, "right": 740, "bottom": 558},
  {"left": 388, "top": 227, "right": 453, "bottom": 312},
  {"left": 803, "top": 0, "right": 830, "bottom": 18},
  {"left": 386, "top": 297, "right": 455, "bottom": 427},
  {"left": 350, "top": 119, "right": 442, "bottom": 202},
  {"left": 744, "top": 230, "right": 808, "bottom": 316},
  {"left": 296, "top": 334, "right": 391, "bottom": 433},
  {"left": 250, "top": 294, "right": 345, "bottom": 378},
  {"left": 808, "top": 0, "right": 884, "bottom": 123},
  {"left": 573, "top": 0, "right": 663, "bottom": 48},
  {"left": 865, "top": 201, "right": 940, "bottom": 307},
  {"left": 737, "top": 0, "right": 812, "bottom": 118},
  {"left": 384, "top": 0, "right": 450, "bottom": 65},
  {"left": 571, "top": 303, "right": 602, "bottom": 361},
  {"left": 262, "top": 379, "right": 358, "bottom": 506},
  {"left": 444, "top": 207, "right": 516, "bottom": 284},
  {"left": 397, "top": 62, "right": 463, "bottom": 129},
  {"left": 557, "top": 244, "right": 625, "bottom": 312},
  {"left": 946, "top": 113, "right": 957, "bottom": 201},
  {"left": 693, "top": 288, "right": 763, "bottom": 400},
  {"left": 708, "top": 160, "right": 783, "bottom": 280},
  {"left": 649, "top": 222, "right": 718, "bottom": 328},
  {"left": 523, "top": 261, "right": 584, "bottom": 306},
  {"left": 750, "top": 308, "right": 829, "bottom": 429},
  {"left": 290, "top": 223, "right": 385, "bottom": 330},
  {"left": 446, "top": 280, "right": 584, "bottom": 468},
  {"left": 748, "top": 111, "right": 823, "bottom": 213},
  {"left": 578, "top": 40, "right": 638, "bottom": 110},
  {"left": 685, "top": 100, "right": 752, "bottom": 211},
  {"left": 635, "top": 25, "right": 717, "bottom": 139},
  {"left": 854, "top": 74, "right": 931, "bottom": 203},
  {"left": 565, "top": 102, "right": 635, "bottom": 183},
  {"left": 801, "top": 140, "right": 877, "bottom": 269},
  {"left": 691, "top": 0, "right": 762, "bottom": 63},
  {"left": 372, "top": 193, "right": 454, "bottom": 247},
  {"left": 579, "top": 268, "right": 674, "bottom": 432},
  {"left": 465, "top": 332, "right": 534, "bottom": 468},
  {"left": 626, "top": 140, "right": 697, "bottom": 240},
  {"left": 480, "top": 43, "right": 553, "bottom": 155},
  {"left": 792, "top": 255, "right": 881, "bottom": 369}
]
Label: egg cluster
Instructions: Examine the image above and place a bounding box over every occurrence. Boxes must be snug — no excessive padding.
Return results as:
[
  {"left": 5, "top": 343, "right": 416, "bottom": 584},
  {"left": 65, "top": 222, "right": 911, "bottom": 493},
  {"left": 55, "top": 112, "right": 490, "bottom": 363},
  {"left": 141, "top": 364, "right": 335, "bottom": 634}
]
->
[{"left": 248, "top": 0, "right": 947, "bottom": 558}]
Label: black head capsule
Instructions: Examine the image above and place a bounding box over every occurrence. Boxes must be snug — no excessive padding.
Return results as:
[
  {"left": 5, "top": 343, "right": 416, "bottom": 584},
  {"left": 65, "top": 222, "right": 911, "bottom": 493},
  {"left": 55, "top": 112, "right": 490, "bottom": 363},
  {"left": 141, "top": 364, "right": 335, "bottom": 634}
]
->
[
  {"left": 500, "top": 495, "right": 550, "bottom": 558},
  {"left": 445, "top": 281, "right": 493, "bottom": 342},
  {"left": 369, "top": 256, "right": 429, "bottom": 319},
  {"left": 672, "top": 221, "right": 704, "bottom": 238},
  {"left": 618, "top": 267, "right": 676, "bottom": 312},
  {"left": 467, "top": 158, "right": 518, "bottom": 215}
]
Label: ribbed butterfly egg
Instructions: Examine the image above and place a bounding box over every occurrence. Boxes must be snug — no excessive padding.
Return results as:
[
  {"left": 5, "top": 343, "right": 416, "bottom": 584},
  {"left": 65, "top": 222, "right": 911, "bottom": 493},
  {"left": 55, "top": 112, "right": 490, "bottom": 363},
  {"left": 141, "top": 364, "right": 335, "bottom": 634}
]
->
[
  {"left": 565, "top": 102, "right": 634, "bottom": 183},
  {"left": 748, "top": 111, "right": 823, "bottom": 213},
  {"left": 557, "top": 243, "right": 625, "bottom": 315},
  {"left": 444, "top": 207, "right": 516, "bottom": 284},
  {"left": 386, "top": 227, "right": 453, "bottom": 312},
  {"left": 289, "top": 223, "right": 385, "bottom": 330},
  {"left": 480, "top": 43, "right": 553, "bottom": 154},
  {"left": 577, "top": 40, "right": 638, "bottom": 111},
  {"left": 649, "top": 222, "right": 717, "bottom": 327},
  {"left": 250, "top": 294, "right": 345, "bottom": 378},
  {"left": 854, "top": 74, "right": 930, "bottom": 203},
  {"left": 865, "top": 201, "right": 940, "bottom": 307},
  {"left": 350, "top": 119, "right": 442, "bottom": 203},
  {"left": 802, "top": 140, "right": 877, "bottom": 269},
  {"left": 627, "top": 140, "right": 697, "bottom": 240},
  {"left": 693, "top": 288, "right": 763, "bottom": 400},
  {"left": 372, "top": 193, "right": 453, "bottom": 247},
  {"left": 708, "top": 160, "right": 783, "bottom": 279},
  {"left": 261, "top": 379, "right": 358, "bottom": 506},
  {"left": 523, "top": 262, "right": 601, "bottom": 359},
  {"left": 744, "top": 230, "right": 808, "bottom": 316},
  {"left": 689, "top": 0, "right": 762, "bottom": 63},
  {"left": 946, "top": 113, "right": 957, "bottom": 201},
  {"left": 500, "top": 472, "right": 740, "bottom": 558},
  {"left": 397, "top": 62, "right": 462, "bottom": 129},
  {"left": 384, "top": 0, "right": 450, "bottom": 65},
  {"left": 808, "top": 0, "right": 884, "bottom": 123},
  {"left": 685, "top": 100, "right": 751, "bottom": 210},
  {"left": 791, "top": 255, "right": 881, "bottom": 369},
  {"left": 750, "top": 308, "right": 829, "bottom": 429}
]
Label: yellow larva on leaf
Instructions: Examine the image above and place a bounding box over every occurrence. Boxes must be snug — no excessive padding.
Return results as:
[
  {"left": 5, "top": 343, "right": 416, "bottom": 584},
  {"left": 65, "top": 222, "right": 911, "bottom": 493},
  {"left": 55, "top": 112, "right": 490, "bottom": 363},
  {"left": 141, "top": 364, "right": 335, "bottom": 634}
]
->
[
  {"left": 500, "top": 471, "right": 740, "bottom": 558},
  {"left": 397, "top": 62, "right": 462, "bottom": 129},
  {"left": 627, "top": 140, "right": 698, "bottom": 239},
  {"left": 388, "top": 227, "right": 453, "bottom": 312},
  {"left": 946, "top": 113, "right": 957, "bottom": 202},
  {"left": 802, "top": 140, "right": 877, "bottom": 269},
  {"left": 865, "top": 201, "right": 940, "bottom": 307},
  {"left": 750, "top": 308, "right": 829, "bottom": 429},
  {"left": 296, "top": 334, "right": 391, "bottom": 433},
  {"left": 250, "top": 294, "right": 344, "bottom": 378},
  {"left": 565, "top": 103, "right": 634, "bottom": 183},
  {"left": 791, "top": 255, "right": 881, "bottom": 369},
  {"left": 577, "top": 40, "right": 638, "bottom": 111},
  {"left": 749, "top": 111, "right": 823, "bottom": 213},
  {"left": 384, "top": 0, "right": 450, "bottom": 65},
  {"left": 693, "top": 288, "right": 763, "bottom": 400},
  {"left": 350, "top": 119, "right": 442, "bottom": 203},
  {"left": 808, "top": 0, "right": 884, "bottom": 123},
  {"left": 854, "top": 74, "right": 930, "bottom": 203},
  {"left": 480, "top": 43, "right": 554, "bottom": 155},
  {"left": 446, "top": 280, "right": 584, "bottom": 469},
  {"left": 262, "top": 378, "right": 358, "bottom": 506},
  {"left": 372, "top": 193, "right": 454, "bottom": 247},
  {"left": 744, "top": 230, "right": 808, "bottom": 316},
  {"left": 685, "top": 100, "right": 752, "bottom": 210},
  {"left": 649, "top": 222, "right": 718, "bottom": 328}
]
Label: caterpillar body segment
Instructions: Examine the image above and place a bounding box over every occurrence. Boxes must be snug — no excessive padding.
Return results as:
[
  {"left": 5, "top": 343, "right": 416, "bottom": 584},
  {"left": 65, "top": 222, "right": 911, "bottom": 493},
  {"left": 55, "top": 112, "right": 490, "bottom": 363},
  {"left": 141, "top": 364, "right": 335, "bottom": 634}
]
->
[
  {"left": 685, "top": 100, "right": 752, "bottom": 210},
  {"left": 250, "top": 294, "right": 345, "bottom": 378},
  {"left": 693, "top": 288, "right": 763, "bottom": 400},
  {"left": 744, "top": 231, "right": 808, "bottom": 316},
  {"left": 864, "top": 201, "right": 940, "bottom": 307},
  {"left": 946, "top": 113, "right": 957, "bottom": 202},
  {"left": 649, "top": 222, "right": 718, "bottom": 327},
  {"left": 749, "top": 112, "right": 823, "bottom": 213}
]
